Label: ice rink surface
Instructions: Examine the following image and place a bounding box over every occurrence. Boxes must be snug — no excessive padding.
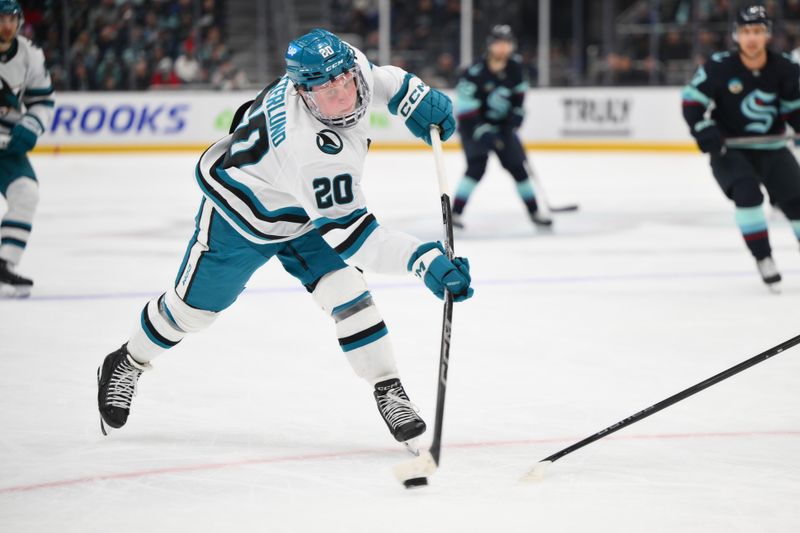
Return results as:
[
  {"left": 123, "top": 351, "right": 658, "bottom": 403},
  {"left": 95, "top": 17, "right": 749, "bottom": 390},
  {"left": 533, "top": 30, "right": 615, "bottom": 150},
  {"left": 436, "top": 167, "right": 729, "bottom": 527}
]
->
[{"left": 1, "top": 149, "right": 799, "bottom": 532}]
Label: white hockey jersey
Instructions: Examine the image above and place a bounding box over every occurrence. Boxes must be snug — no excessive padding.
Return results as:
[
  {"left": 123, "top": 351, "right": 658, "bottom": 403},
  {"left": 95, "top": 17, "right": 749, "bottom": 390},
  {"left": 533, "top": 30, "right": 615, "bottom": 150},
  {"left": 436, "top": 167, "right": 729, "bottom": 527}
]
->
[
  {"left": 196, "top": 46, "right": 424, "bottom": 275},
  {"left": 0, "top": 36, "right": 54, "bottom": 139}
]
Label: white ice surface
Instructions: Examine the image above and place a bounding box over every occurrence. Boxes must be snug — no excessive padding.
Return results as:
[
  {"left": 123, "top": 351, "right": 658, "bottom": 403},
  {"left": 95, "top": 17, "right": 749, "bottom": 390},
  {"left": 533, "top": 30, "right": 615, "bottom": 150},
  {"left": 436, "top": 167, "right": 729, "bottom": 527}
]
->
[{"left": 1, "top": 150, "right": 799, "bottom": 532}]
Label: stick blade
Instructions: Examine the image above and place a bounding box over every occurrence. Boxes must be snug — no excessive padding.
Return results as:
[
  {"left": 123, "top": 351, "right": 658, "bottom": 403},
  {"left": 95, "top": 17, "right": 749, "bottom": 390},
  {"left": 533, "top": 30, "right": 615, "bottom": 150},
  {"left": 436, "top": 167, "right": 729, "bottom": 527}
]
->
[
  {"left": 394, "top": 450, "right": 437, "bottom": 486},
  {"left": 520, "top": 460, "right": 552, "bottom": 482},
  {"left": 549, "top": 204, "right": 580, "bottom": 213}
]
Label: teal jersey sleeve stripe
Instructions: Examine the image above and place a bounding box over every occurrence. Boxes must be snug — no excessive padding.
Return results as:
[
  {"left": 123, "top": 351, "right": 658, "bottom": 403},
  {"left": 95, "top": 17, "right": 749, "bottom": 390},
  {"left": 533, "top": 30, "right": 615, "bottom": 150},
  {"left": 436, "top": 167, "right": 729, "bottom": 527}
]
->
[
  {"left": 214, "top": 166, "right": 308, "bottom": 219},
  {"left": 313, "top": 207, "right": 368, "bottom": 231},
  {"left": 338, "top": 217, "right": 379, "bottom": 259},
  {"left": 780, "top": 98, "right": 800, "bottom": 114},
  {"left": 25, "top": 86, "right": 54, "bottom": 96},
  {"left": 681, "top": 85, "right": 711, "bottom": 107}
]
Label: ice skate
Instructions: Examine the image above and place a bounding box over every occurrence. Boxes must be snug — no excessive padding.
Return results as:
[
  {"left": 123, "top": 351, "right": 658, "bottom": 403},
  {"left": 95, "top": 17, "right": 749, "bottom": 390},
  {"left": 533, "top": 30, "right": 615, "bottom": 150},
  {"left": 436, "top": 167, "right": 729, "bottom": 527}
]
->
[
  {"left": 0, "top": 259, "right": 32, "bottom": 298},
  {"left": 374, "top": 378, "right": 426, "bottom": 449},
  {"left": 97, "top": 344, "right": 150, "bottom": 435},
  {"left": 756, "top": 256, "right": 781, "bottom": 293},
  {"left": 529, "top": 209, "right": 553, "bottom": 227},
  {"left": 452, "top": 213, "right": 465, "bottom": 229}
]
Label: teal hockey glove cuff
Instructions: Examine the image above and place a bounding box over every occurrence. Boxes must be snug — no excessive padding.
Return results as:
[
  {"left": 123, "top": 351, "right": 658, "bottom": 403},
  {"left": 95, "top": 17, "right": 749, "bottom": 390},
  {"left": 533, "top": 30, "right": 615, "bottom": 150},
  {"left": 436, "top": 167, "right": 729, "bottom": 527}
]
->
[
  {"left": 389, "top": 73, "right": 456, "bottom": 145},
  {"left": 7, "top": 114, "right": 43, "bottom": 154},
  {"left": 408, "top": 241, "right": 474, "bottom": 302}
]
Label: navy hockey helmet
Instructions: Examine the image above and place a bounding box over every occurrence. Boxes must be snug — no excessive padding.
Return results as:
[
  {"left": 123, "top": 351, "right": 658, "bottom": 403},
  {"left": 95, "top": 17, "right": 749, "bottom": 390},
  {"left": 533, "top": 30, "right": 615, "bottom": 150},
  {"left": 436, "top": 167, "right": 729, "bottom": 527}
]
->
[
  {"left": 733, "top": 5, "right": 772, "bottom": 39},
  {"left": 487, "top": 24, "right": 515, "bottom": 46},
  {"left": 285, "top": 28, "right": 371, "bottom": 129}
]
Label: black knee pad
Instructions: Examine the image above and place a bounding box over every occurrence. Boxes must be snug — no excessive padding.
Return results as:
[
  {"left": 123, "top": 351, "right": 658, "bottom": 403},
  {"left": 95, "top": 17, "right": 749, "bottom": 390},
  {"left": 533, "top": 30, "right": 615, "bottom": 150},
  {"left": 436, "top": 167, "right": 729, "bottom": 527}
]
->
[
  {"left": 465, "top": 157, "right": 488, "bottom": 181},
  {"left": 728, "top": 180, "right": 764, "bottom": 207},
  {"left": 779, "top": 196, "right": 800, "bottom": 219}
]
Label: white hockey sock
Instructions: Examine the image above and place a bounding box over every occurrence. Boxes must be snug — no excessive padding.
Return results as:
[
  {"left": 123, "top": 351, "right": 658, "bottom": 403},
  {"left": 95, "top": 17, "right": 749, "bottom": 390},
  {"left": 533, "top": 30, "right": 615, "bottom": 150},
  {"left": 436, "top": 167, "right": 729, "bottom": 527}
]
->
[
  {"left": 127, "top": 293, "right": 187, "bottom": 362},
  {"left": 0, "top": 177, "right": 38, "bottom": 265}
]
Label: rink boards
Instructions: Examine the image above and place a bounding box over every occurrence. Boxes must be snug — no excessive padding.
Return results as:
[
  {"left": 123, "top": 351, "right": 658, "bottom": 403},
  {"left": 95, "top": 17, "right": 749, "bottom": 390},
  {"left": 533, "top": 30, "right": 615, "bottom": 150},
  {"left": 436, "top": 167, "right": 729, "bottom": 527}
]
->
[{"left": 32, "top": 87, "right": 697, "bottom": 153}]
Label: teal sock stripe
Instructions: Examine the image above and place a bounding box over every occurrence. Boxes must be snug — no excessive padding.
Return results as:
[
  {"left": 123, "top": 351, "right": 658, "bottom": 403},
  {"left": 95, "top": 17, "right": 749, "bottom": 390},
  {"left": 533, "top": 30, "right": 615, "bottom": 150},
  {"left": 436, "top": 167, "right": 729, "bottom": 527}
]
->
[
  {"left": 734, "top": 206, "right": 767, "bottom": 235},
  {"left": 791, "top": 220, "right": 800, "bottom": 239},
  {"left": 516, "top": 180, "right": 536, "bottom": 200},
  {"left": 455, "top": 176, "right": 479, "bottom": 201}
]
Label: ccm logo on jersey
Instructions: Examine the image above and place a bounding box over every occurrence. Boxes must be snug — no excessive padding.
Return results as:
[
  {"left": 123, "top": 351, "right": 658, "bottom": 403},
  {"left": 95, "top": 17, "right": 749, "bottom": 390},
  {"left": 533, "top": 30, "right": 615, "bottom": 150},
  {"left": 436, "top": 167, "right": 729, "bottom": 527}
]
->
[{"left": 398, "top": 77, "right": 431, "bottom": 118}]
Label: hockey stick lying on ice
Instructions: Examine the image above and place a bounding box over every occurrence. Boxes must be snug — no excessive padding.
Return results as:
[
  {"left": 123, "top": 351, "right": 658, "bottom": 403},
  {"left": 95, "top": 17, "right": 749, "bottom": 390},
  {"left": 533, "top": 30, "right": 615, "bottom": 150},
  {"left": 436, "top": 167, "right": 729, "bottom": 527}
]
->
[
  {"left": 522, "top": 332, "right": 800, "bottom": 481},
  {"left": 523, "top": 160, "right": 580, "bottom": 214},
  {"left": 724, "top": 132, "right": 800, "bottom": 147},
  {"left": 393, "top": 126, "right": 455, "bottom": 489}
]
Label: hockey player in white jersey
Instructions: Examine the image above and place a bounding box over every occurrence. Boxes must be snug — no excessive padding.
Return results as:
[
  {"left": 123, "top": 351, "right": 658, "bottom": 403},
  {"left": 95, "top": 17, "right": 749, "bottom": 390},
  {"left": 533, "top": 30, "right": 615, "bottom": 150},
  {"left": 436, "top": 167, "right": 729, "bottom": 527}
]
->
[
  {"left": 97, "top": 29, "right": 472, "bottom": 447},
  {"left": 0, "top": 0, "right": 53, "bottom": 297}
]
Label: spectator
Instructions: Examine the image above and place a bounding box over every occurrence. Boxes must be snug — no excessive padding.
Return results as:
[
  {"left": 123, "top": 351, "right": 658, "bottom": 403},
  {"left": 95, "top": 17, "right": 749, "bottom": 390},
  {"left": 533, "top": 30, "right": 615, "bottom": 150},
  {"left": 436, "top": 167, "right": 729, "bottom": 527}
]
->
[
  {"left": 151, "top": 57, "right": 181, "bottom": 87},
  {"left": 175, "top": 43, "right": 201, "bottom": 83}
]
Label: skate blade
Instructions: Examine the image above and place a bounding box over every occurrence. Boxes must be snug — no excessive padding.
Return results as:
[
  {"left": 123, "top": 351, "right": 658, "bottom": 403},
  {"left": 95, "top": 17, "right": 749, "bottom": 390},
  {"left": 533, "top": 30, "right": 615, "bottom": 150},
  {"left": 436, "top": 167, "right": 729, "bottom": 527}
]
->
[
  {"left": 403, "top": 439, "right": 421, "bottom": 456},
  {"left": 765, "top": 281, "right": 782, "bottom": 294},
  {"left": 0, "top": 283, "right": 31, "bottom": 298}
]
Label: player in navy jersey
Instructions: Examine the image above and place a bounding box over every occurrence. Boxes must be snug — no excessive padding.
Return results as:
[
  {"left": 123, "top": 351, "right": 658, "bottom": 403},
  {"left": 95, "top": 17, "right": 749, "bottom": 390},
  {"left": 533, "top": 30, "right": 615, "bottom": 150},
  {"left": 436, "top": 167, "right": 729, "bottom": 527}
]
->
[
  {"left": 451, "top": 25, "right": 551, "bottom": 229},
  {"left": 682, "top": 5, "right": 800, "bottom": 292}
]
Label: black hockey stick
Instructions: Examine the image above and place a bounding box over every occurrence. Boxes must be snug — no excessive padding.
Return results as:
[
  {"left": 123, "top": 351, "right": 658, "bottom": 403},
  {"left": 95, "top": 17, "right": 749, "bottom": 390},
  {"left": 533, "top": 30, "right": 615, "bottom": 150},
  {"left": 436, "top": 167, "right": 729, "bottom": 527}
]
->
[
  {"left": 393, "top": 126, "right": 454, "bottom": 488},
  {"left": 523, "top": 161, "right": 580, "bottom": 214},
  {"left": 725, "top": 132, "right": 800, "bottom": 147},
  {"left": 523, "top": 332, "right": 800, "bottom": 480}
]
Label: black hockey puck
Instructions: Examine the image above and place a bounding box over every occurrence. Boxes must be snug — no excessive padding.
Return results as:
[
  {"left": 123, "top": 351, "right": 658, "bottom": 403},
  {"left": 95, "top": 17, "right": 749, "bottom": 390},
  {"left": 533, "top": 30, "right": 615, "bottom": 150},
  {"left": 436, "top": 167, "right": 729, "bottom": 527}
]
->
[{"left": 403, "top": 477, "right": 428, "bottom": 489}]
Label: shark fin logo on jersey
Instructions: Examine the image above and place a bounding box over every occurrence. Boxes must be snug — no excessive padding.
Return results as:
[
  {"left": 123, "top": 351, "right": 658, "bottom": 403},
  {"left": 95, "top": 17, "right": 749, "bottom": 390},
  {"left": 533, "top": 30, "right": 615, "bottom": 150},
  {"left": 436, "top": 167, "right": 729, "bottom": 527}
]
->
[
  {"left": 741, "top": 90, "right": 777, "bottom": 133},
  {"left": 316, "top": 129, "right": 343, "bottom": 155},
  {"left": 728, "top": 78, "right": 743, "bottom": 94},
  {"left": 0, "top": 77, "right": 19, "bottom": 110}
]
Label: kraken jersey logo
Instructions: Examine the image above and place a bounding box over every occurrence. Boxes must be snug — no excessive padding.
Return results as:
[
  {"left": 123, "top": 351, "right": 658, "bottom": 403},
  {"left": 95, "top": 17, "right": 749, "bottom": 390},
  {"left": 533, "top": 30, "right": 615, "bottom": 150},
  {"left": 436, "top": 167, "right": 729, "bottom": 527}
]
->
[
  {"left": 728, "top": 78, "right": 743, "bottom": 94},
  {"left": 741, "top": 90, "right": 777, "bottom": 133},
  {"left": 316, "top": 129, "right": 343, "bottom": 155}
]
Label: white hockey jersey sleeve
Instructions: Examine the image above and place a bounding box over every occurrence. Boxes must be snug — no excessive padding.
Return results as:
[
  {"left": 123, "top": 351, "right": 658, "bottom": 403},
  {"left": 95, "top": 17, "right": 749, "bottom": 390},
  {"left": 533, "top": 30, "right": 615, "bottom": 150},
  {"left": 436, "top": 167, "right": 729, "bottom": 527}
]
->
[
  {"left": 21, "top": 45, "right": 54, "bottom": 134},
  {"left": 370, "top": 64, "right": 413, "bottom": 108},
  {"left": 287, "top": 151, "right": 422, "bottom": 276}
]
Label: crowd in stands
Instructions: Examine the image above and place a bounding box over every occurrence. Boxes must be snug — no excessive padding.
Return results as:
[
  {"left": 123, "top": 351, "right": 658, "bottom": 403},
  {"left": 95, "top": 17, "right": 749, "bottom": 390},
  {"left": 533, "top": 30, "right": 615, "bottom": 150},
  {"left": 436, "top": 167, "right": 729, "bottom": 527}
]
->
[
  {"left": 17, "top": 0, "right": 800, "bottom": 91},
  {"left": 21, "top": 0, "right": 248, "bottom": 91},
  {"left": 332, "top": 0, "right": 800, "bottom": 88}
]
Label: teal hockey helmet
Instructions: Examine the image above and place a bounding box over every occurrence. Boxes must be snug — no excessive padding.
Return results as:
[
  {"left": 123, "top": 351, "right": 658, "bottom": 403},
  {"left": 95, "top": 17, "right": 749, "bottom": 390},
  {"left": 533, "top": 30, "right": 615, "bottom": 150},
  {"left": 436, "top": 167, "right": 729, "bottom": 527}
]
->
[
  {"left": 0, "top": 0, "right": 23, "bottom": 32},
  {"left": 285, "top": 28, "right": 371, "bottom": 129}
]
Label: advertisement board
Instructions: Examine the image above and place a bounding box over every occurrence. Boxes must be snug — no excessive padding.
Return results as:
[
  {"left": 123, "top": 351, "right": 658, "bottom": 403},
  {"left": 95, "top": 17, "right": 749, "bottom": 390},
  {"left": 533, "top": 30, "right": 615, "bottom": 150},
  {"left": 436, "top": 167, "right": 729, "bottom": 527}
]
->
[{"left": 35, "top": 88, "right": 696, "bottom": 153}]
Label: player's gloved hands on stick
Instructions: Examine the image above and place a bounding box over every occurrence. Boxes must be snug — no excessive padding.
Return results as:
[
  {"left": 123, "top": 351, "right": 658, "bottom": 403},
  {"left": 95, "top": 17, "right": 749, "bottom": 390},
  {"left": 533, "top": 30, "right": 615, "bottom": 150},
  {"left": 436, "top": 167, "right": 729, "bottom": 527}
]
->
[
  {"left": 693, "top": 119, "right": 723, "bottom": 154},
  {"left": 389, "top": 73, "right": 456, "bottom": 145},
  {"left": 6, "top": 114, "right": 43, "bottom": 155},
  {"left": 409, "top": 241, "right": 474, "bottom": 302}
]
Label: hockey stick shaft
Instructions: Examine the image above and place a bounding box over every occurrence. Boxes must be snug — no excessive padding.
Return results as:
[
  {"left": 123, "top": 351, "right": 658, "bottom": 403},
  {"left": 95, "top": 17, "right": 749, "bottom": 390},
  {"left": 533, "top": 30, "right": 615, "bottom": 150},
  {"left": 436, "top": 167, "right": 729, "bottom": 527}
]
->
[
  {"left": 725, "top": 133, "right": 800, "bottom": 146},
  {"left": 429, "top": 126, "right": 454, "bottom": 465},
  {"left": 536, "top": 332, "right": 800, "bottom": 465}
]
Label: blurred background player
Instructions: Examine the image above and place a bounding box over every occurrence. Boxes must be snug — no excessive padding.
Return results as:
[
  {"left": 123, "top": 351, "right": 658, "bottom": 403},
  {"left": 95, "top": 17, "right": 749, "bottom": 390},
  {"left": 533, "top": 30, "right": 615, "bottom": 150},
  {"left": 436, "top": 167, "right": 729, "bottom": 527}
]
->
[
  {"left": 451, "top": 24, "right": 551, "bottom": 230},
  {"left": 0, "top": 0, "right": 53, "bottom": 297},
  {"left": 681, "top": 5, "right": 800, "bottom": 293},
  {"left": 96, "top": 29, "right": 472, "bottom": 449}
]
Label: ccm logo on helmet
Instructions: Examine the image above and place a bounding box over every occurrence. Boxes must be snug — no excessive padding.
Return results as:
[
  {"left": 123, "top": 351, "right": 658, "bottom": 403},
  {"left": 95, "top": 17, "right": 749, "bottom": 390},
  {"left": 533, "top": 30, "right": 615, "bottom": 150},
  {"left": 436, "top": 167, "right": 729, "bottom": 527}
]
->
[{"left": 399, "top": 79, "right": 430, "bottom": 118}]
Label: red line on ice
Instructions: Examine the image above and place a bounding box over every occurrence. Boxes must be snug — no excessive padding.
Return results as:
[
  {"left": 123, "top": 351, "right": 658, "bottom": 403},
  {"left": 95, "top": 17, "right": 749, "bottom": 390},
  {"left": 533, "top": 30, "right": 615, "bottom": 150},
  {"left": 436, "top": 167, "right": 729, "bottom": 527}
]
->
[{"left": 1, "top": 429, "right": 798, "bottom": 494}]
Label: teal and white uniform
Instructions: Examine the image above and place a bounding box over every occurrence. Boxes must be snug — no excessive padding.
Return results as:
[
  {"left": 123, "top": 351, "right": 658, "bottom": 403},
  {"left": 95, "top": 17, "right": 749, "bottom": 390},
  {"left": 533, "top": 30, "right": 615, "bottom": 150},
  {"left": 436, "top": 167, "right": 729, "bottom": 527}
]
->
[{"left": 0, "top": 35, "right": 54, "bottom": 266}]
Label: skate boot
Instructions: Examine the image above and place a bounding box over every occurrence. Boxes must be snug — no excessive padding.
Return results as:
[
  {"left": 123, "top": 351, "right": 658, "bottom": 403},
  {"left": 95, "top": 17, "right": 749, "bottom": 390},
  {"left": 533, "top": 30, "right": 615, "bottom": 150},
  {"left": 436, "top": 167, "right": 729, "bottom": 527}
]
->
[
  {"left": 97, "top": 344, "right": 150, "bottom": 435},
  {"left": 529, "top": 209, "right": 553, "bottom": 227},
  {"left": 374, "top": 378, "right": 426, "bottom": 446},
  {"left": 756, "top": 256, "right": 781, "bottom": 293},
  {"left": 452, "top": 213, "right": 465, "bottom": 229},
  {"left": 0, "top": 259, "right": 33, "bottom": 298}
]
